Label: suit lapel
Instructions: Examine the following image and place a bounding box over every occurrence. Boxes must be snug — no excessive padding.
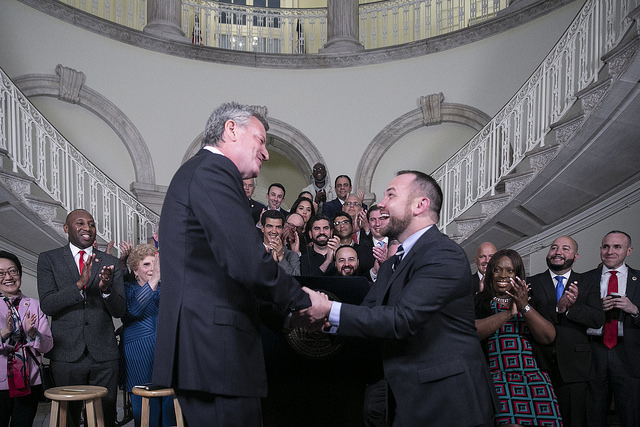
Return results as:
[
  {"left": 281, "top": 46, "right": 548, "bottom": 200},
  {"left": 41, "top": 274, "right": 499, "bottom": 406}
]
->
[
  {"left": 377, "top": 227, "right": 435, "bottom": 305},
  {"left": 626, "top": 266, "right": 639, "bottom": 304},
  {"left": 62, "top": 246, "right": 80, "bottom": 281}
]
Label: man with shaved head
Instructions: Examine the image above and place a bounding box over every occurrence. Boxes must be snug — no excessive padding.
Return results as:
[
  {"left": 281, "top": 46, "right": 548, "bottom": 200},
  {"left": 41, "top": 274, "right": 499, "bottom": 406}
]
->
[
  {"left": 528, "top": 236, "right": 604, "bottom": 427},
  {"left": 38, "top": 209, "right": 126, "bottom": 426}
]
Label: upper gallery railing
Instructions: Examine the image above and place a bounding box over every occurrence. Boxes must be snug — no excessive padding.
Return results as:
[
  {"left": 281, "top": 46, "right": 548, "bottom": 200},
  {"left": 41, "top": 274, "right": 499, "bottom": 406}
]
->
[
  {"left": 433, "top": 0, "right": 640, "bottom": 234},
  {"left": 0, "top": 67, "right": 159, "bottom": 246},
  {"left": 58, "top": 0, "right": 509, "bottom": 54}
]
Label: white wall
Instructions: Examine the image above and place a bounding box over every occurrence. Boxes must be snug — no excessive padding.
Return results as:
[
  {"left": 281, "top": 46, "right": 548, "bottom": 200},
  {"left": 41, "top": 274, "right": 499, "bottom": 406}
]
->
[{"left": 0, "top": 0, "right": 583, "bottom": 204}]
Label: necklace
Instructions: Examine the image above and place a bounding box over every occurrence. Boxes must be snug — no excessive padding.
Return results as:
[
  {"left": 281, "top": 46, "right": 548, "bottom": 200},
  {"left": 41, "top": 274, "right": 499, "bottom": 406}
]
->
[{"left": 492, "top": 296, "right": 512, "bottom": 305}]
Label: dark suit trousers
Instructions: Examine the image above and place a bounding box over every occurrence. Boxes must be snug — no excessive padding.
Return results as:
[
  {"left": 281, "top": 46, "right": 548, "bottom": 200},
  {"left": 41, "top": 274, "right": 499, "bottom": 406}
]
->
[
  {"left": 549, "top": 364, "right": 587, "bottom": 427},
  {"left": 176, "top": 389, "right": 262, "bottom": 427},
  {"left": 587, "top": 341, "right": 640, "bottom": 427},
  {"left": 51, "top": 354, "right": 119, "bottom": 427}
]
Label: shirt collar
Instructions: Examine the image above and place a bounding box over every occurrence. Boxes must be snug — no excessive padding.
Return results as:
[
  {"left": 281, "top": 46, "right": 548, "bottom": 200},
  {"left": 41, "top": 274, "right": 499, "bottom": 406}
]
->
[
  {"left": 399, "top": 225, "right": 433, "bottom": 258},
  {"left": 203, "top": 146, "right": 224, "bottom": 156},
  {"left": 69, "top": 243, "right": 93, "bottom": 258}
]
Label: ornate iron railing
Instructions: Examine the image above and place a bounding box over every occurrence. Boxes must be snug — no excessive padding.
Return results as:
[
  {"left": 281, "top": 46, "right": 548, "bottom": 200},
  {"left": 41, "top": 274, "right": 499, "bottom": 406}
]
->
[
  {"left": 0, "top": 67, "right": 159, "bottom": 246},
  {"left": 434, "top": 0, "right": 640, "bottom": 233}
]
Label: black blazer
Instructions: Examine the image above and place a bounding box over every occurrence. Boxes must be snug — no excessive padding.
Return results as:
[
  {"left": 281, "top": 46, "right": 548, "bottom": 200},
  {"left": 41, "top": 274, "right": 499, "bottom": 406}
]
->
[
  {"left": 528, "top": 270, "right": 604, "bottom": 382},
  {"left": 338, "top": 226, "right": 497, "bottom": 425},
  {"left": 152, "top": 149, "right": 311, "bottom": 397},
  {"left": 582, "top": 265, "right": 640, "bottom": 377},
  {"left": 248, "top": 198, "right": 266, "bottom": 224}
]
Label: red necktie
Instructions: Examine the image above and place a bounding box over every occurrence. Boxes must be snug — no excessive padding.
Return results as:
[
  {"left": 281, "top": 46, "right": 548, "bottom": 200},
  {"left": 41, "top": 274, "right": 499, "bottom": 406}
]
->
[
  {"left": 603, "top": 271, "right": 618, "bottom": 349},
  {"left": 79, "top": 250, "right": 85, "bottom": 274}
]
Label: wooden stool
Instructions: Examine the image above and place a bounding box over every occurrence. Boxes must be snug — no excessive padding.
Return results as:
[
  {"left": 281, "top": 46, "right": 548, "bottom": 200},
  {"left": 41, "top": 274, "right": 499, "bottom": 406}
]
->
[
  {"left": 44, "top": 385, "right": 107, "bottom": 427},
  {"left": 131, "top": 387, "right": 184, "bottom": 427}
]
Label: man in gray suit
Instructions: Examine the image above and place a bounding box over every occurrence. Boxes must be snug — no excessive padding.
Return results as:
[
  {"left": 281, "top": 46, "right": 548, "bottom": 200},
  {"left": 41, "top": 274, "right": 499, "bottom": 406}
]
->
[
  {"left": 260, "top": 209, "right": 300, "bottom": 275},
  {"left": 38, "top": 209, "right": 125, "bottom": 426}
]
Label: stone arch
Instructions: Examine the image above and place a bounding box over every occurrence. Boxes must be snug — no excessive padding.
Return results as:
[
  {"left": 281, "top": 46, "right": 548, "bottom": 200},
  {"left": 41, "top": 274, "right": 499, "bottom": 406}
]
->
[
  {"left": 13, "top": 66, "right": 155, "bottom": 186},
  {"left": 355, "top": 95, "right": 491, "bottom": 198},
  {"left": 182, "top": 116, "right": 325, "bottom": 179}
]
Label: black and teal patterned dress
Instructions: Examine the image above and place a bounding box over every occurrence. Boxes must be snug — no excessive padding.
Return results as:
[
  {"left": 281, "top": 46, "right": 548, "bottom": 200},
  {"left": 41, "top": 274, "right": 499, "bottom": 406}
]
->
[{"left": 484, "top": 300, "right": 563, "bottom": 426}]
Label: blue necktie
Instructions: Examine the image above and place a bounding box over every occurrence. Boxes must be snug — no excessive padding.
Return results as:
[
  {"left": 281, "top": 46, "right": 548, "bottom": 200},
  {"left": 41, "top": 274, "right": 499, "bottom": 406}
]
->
[{"left": 555, "top": 276, "right": 565, "bottom": 302}]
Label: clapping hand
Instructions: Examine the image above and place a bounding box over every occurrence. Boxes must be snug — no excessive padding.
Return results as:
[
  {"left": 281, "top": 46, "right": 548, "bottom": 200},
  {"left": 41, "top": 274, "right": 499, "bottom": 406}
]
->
[{"left": 557, "top": 282, "right": 578, "bottom": 314}]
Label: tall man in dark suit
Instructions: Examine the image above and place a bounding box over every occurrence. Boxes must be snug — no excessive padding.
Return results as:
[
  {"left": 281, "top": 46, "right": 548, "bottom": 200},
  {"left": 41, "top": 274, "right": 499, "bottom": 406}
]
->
[
  {"left": 472, "top": 241, "right": 496, "bottom": 293},
  {"left": 528, "top": 236, "right": 604, "bottom": 427},
  {"left": 243, "top": 177, "right": 266, "bottom": 225},
  {"left": 303, "top": 170, "right": 497, "bottom": 426},
  {"left": 37, "top": 209, "right": 126, "bottom": 427},
  {"left": 585, "top": 230, "right": 640, "bottom": 427},
  {"left": 152, "top": 103, "right": 321, "bottom": 426}
]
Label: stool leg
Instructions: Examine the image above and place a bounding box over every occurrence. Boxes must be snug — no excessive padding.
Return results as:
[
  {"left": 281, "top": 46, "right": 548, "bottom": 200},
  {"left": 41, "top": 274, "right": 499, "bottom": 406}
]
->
[
  {"left": 173, "top": 396, "right": 184, "bottom": 427},
  {"left": 49, "top": 400, "right": 60, "bottom": 427},
  {"left": 94, "top": 399, "right": 105, "bottom": 427},
  {"left": 86, "top": 400, "right": 97, "bottom": 427},
  {"left": 141, "top": 396, "right": 151, "bottom": 427}
]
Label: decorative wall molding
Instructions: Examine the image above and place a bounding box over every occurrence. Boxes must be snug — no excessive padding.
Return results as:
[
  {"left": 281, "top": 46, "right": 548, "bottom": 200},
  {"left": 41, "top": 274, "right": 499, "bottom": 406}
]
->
[
  {"left": 13, "top": 69, "right": 155, "bottom": 187},
  {"left": 16, "top": 0, "right": 575, "bottom": 69},
  {"left": 355, "top": 95, "right": 492, "bottom": 196}
]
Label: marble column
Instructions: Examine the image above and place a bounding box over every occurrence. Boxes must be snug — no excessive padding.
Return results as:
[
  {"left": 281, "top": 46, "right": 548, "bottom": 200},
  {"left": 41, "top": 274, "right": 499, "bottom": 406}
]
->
[
  {"left": 319, "top": 0, "right": 363, "bottom": 54},
  {"left": 144, "top": 0, "right": 186, "bottom": 42}
]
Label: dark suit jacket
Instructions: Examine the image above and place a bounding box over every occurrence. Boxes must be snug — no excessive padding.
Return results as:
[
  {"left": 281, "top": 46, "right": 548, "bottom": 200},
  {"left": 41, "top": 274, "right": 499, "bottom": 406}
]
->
[
  {"left": 528, "top": 270, "right": 604, "bottom": 383},
  {"left": 248, "top": 198, "right": 266, "bottom": 224},
  {"left": 37, "top": 246, "right": 125, "bottom": 362},
  {"left": 152, "top": 149, "right": 311, "bottom": 397},
  {"left": 583, "top": 265, "right": 640, "bottom": 377},
  {"left": 338, "top": 226, "right": 497, "bottom": 426}
]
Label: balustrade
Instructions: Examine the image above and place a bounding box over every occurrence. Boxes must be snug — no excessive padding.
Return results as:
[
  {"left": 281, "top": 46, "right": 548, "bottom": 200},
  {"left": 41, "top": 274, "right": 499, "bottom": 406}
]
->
[
  {"left": 434, "top": 0, "right": 640, "bottom": 233},
  {"left": 0, "top": 68, "right": 158, "bottom": 248}
]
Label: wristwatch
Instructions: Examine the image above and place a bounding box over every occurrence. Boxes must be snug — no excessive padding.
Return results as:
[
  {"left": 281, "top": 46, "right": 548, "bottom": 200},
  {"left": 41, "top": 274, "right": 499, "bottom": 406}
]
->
[{"left": 521, "top": 304, "right": 531, "bottom": 314}]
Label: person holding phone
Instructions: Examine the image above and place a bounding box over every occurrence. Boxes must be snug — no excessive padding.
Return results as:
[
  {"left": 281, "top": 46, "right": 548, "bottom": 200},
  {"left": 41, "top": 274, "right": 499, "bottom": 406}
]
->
[{"left": 475, "top": 249, "right": 562, "bottom": 426}]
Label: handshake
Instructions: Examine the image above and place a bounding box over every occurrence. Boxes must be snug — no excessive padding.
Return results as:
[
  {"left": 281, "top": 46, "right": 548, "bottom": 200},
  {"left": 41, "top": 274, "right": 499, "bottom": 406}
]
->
[{"left": 291, "top": 287, "right": 334, "bottom": 332}]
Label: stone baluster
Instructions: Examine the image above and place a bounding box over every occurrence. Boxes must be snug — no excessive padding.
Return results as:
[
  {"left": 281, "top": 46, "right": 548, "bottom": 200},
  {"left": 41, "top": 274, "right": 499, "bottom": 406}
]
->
[{"left": 144, "top": 0, "right": 185, "bottom": 42}]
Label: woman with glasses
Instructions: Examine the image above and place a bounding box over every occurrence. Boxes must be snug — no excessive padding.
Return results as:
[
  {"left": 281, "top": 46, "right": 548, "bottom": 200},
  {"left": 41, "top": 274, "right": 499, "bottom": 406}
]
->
[{"left": 0, "top": 250, "right": 53, "bottom": 426}]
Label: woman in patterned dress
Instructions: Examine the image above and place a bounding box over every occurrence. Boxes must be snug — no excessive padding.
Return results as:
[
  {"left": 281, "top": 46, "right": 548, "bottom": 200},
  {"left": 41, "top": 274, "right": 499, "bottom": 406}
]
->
[
  {"left": 475, "top": 249, "right": 562, "bottom": 426},
  {"left": 121, "top": 244, "right": 175, "bottom": 427}
]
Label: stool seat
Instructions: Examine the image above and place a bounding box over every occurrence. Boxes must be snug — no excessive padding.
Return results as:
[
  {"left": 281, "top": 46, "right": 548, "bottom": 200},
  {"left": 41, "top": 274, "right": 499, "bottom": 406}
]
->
[
  {"left": 131, "top": 386, "right": 184, "bottom": 427},
  {"left": 45, "top": 385, "right": 107, "bottom": 427},
  {"left": 132, "top": 387, "right": 175, "bottom": 398}
]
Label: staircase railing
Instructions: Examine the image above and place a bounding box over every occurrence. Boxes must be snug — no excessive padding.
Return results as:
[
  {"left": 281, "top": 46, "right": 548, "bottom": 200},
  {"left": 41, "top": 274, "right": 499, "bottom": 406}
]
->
[
  {"left": 0, "top": 67, "right": 159, "bottom": 246},
  {"left": 434, "top": 0, "right": 640, "bottom": 234}
]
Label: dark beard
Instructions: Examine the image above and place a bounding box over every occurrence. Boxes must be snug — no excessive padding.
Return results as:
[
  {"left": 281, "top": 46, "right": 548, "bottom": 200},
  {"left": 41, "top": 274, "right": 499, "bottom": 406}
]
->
[
  {"left": 383, "top": 213, "right": 410, "bottom": 241},
  {"left": 546, "top": 256, "right": 575, "bottom": 272},
  {"left": 312, "top": 234, "right": 329, "bottom": 247}
]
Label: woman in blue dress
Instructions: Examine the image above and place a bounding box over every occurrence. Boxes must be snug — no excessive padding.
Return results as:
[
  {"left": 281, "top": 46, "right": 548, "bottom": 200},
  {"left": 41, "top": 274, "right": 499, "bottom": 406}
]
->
[
  {"left": 121, "top": 244, "right": 175, "bottom": 427},
  {"left": 475, "top": 249, "right": 562, "bottom": 426}
]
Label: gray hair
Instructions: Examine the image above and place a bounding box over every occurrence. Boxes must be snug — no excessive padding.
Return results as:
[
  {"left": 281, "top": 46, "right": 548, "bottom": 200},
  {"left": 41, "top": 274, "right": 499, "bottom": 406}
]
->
[{"left": 202, "top": 102, "right": 269, "bottom": 147}]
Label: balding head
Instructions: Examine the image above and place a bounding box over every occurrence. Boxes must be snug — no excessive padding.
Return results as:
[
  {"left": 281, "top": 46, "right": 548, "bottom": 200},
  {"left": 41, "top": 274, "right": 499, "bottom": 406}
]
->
[{"left": 475, "top": 242, "right": 497, "bottom": 276}]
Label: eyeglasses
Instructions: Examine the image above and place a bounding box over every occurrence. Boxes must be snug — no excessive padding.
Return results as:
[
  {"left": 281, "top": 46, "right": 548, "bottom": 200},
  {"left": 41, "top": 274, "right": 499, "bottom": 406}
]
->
[
  {"left": 0, "top": 268, "right": 20, "bottom": 279},
  {"left": 334, "top": 220, "right": 351, "bottom": 226},
  {"left": 344, "top": 202, "right": 361, "bottom": 207}
]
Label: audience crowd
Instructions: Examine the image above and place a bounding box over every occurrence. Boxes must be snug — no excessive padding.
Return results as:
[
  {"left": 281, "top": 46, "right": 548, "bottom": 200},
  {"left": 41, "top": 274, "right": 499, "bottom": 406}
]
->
[{"left": 0, "top": 159, "right": 638, "bottom": 426}]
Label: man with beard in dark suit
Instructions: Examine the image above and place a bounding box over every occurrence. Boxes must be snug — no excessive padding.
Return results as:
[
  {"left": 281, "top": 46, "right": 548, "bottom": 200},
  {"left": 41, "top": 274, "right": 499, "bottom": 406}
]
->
[
  {"left": 301, "top": 170, "right": 497, "bottom": 426},
  {"left": 528, "top": 236, "right": 604, "bottom": 426}
]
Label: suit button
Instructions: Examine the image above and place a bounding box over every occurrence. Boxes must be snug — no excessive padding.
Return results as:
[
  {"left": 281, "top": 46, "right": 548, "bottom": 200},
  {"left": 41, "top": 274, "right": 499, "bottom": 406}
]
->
[{"left": 85, "top": 322, "right": 89, "bottom": 326}]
